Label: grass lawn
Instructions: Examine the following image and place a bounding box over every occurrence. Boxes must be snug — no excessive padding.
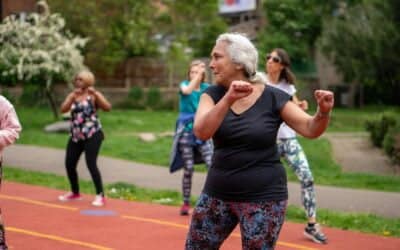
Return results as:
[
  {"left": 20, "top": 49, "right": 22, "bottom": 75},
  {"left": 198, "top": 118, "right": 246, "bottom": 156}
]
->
[{"left": 16, "top": 106, "right": 400, "bottom": 192}]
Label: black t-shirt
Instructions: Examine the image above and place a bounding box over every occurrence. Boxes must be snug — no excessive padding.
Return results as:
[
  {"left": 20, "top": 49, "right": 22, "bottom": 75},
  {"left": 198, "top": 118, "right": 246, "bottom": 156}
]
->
[{"left": 203, "top": 84, "right": 291, "bottom": 202}]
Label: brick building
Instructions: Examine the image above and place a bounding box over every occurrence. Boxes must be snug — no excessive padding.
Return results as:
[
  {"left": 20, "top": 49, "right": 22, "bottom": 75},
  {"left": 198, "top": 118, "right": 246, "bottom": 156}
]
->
[{"left": 0, "top": 0, "right": 36, "bottom": 20}]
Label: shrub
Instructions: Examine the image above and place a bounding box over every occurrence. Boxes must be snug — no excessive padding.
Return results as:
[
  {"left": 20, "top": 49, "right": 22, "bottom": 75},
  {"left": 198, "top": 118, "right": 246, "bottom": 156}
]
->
[
  {"left": 0, "top": 89, "right": 16, "bottom": 103},
  {"left": 127, "top": 86, "right": 145, "bottom": 109},
  {"left": 146, "top": 87, "right": 162, "bottom": 110},
  {"left": 365, "top": 113, "right": 397, "bottom": 147},
  {"left": 383, "top": 125, "right": 400, "bottom": 164},
  {"left": 19, "top": 84, "right": 47, "bottom": 107}
]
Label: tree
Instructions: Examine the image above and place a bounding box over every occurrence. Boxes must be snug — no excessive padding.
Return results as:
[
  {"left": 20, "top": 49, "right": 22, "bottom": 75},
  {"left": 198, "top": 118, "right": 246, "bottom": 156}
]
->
[
  {"left": 256, "top": 0, "right": 363, "bottom": 73},
  {"left": 153, "top": 1, "right": 227, "bottom": 87},
  {"left": 47, "top": 0, "right": 159, "bottom": 73},
  {"left": 158, "top": 0, "right": 227, "bottom": 58},
  {"left": 0, "top": 10, "right": 88, "bottom": 118},
  {"left": 318, "top": 1, "right": 400, "bottom": 105}
]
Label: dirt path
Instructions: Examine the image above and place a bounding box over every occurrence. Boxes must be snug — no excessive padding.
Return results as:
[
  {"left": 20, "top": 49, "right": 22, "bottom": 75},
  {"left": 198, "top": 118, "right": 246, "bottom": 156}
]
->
[{"left": 324, "top": 132, "right": 400, "bottom": 176}]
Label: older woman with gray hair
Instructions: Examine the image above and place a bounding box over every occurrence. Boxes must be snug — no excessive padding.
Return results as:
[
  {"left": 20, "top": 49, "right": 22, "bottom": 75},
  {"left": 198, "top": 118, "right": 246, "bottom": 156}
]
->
[{"left": 185, "top": 33, "right": 334, "bottom": 249}]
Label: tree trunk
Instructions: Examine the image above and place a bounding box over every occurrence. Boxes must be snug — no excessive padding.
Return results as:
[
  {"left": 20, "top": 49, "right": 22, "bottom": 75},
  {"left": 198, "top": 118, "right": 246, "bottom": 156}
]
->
[{"left": 45, "top": 88, "right": 59, "bottom": 120}]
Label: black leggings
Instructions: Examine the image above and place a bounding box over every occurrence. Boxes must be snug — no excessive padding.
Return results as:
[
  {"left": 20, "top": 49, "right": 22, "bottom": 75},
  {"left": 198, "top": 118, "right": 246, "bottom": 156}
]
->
[{"left": 65, "top": 131, "right": 104, "bottom": 195}]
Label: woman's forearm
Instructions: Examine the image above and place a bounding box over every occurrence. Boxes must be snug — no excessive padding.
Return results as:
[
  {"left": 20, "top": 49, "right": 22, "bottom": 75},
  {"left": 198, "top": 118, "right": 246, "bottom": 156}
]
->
[
  {"left": 94, "top": 91, "right": 112, "bottom": 111},
  {"left": 305, "top": 109, "right": 331, "bottom": 138}
]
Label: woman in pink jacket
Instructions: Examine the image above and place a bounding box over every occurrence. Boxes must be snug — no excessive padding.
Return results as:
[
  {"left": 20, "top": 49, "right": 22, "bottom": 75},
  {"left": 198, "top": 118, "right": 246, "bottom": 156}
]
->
[{"left": 0, "top": 94, "right": 22, "bottom": 249}]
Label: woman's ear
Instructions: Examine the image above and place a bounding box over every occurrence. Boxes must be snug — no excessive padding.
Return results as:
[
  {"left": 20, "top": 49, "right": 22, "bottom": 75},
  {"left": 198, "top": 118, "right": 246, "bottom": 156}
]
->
[{"left": 235, "top": 64, "right": 243, "bottom": 70}]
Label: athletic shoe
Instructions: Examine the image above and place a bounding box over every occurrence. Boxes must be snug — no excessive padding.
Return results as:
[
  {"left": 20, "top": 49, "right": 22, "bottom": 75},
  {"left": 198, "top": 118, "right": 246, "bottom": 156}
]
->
[
  {"left": 304, "top": 223, "right": 328, "bottom": 244},
  {"left": 92, "top": 195, "right": 105, "bottom": 207},
  {"left": 58, "top": 192, "right": 82, "bottom": 202},
  {"left": 180, "top": 203, "right": 190, "bottom": 216}
]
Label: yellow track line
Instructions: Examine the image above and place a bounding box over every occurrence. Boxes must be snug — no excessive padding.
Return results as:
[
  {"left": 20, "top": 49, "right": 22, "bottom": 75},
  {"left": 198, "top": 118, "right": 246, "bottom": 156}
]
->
[
  {"left": 122, "top": 215, "right": 189, "bottom": 229},
  {"left": 0, "top": 194, "right": 78, "bottom": 211},
  {"left": 7, "top": 227, "right": 113, "bottom": 250},
  {"left": 122, "top": 215, "right": 318, "bottom": 250}
]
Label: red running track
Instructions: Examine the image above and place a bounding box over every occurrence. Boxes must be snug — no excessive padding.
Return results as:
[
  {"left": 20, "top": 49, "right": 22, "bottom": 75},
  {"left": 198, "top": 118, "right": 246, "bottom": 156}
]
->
[{"left": 1, "top": 181, "right": 399, "bottom": 250}]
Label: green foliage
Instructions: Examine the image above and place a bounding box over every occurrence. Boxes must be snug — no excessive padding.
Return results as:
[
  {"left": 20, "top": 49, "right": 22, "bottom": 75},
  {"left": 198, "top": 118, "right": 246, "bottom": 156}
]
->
[
  {"left": 107, "top": 182, "right": 181, "bottom": 205},
  {"left": 0, "top": 12, "right": 87, "bottom": 86},
  {"left": 19, "top": 84, "right": 47, "bottom": 107},
  {"left": 365, "top": 112, "right": 397, "bottom": 147},
  {"left": 129, "top": 86, "right": 144, "bottom": 100},
  {"left": 383, "top": 125, "right": 400, "bottom": 164},
  {"left": 117, "top": 87, "right": 175, "bottom": 110},
  {"left": 122, "top": 86, "right": 145, "bottom": 109},
  {"left": 0, "top": 89, "right": 16, "bottom": 104},
  {"left": 146, "top": 87, "right": 162, "bottom": 110},
  {"left": 318, "top": 1, "right": 400, "bottom": 105},
  {"left": 286, "top": 204, "right": 400, "bottom": 237},
  {"left": 159, "top": 0, "right": 227, "bottom": 57},
  {"left": 48, "top": 0, "right": 159, "bottom": 72},
  {"left": 257, "top": 0, "right": 335, "bottom": 72}
]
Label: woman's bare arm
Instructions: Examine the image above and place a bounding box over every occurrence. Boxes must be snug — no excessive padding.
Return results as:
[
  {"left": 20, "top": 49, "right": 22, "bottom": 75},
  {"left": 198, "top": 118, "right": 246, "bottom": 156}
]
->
[{"left": 282, "top": 90, "right": 333, "bottom": 138}]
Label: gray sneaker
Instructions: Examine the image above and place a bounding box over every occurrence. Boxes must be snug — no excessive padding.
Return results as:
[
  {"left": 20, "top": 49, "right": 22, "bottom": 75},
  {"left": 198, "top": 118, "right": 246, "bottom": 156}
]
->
[{"left": 304, "top": 223, "right": 328, "bottom": 244}]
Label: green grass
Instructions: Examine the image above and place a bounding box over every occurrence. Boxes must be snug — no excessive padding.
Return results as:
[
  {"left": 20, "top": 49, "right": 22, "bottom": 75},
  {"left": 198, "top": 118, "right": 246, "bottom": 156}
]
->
[
  {"left": 4, "top": 166, "right": 400, "bottom": 238},
  {"left": 15, "top": 106, "right": 400, "bottom": 192},
  {"left": 326, "top": 106, "right": 400, "bottom": 132}
]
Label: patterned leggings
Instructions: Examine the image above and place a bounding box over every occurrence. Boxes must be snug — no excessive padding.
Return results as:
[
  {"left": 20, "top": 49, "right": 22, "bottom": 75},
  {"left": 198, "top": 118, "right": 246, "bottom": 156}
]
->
[
  {"left": 0, "top": 161, "right": 7, "bottom": 249},
  {"left": 277, "top": 138, "right": 316, "bottom": 219},
  {"left": 178, "top": 132, "right": 213, "bottom": 204},
  {"left": 185, "top": 193, "right": 287, "bottom": 250}
]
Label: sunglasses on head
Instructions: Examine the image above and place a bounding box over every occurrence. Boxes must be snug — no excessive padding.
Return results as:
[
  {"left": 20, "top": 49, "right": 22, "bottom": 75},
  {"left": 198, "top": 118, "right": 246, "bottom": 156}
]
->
[{"left": 266, "top": 54, "right": 282, "bottom": 64}]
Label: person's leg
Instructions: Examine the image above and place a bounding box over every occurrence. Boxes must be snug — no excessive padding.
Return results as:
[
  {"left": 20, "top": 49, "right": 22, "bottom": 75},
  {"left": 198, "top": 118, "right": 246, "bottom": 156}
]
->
[
  {"left": 280, "top": 138, "right": 327, "bottom": 244},
  {"left": 281, "top": 138, "right": 316, "bottom": 220},
  {"left": 84, "top": 131, "right": 104, "bottom": 196},
  {"left": 236, "top": 200, "right": 287, "bottom": 250},
  {"left": 65, "top": 138, "right": 84, "bottom": 194},
  {"left": 198, "top": 140, "right": 213, "bottom": 169},
  {"left": 185, "top": 193, "right": 238, "bottom": 250},
  {"left": 178, "top": 132, "right": 195, "bottom": 211},
  {"left": 0, "top": 160, "right": 8, "bottom": 249}
]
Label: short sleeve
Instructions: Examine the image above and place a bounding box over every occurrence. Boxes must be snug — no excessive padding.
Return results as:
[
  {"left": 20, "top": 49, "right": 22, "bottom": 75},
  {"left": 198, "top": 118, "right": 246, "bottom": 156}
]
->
[
  {"left": 204, "top": 85, "right": 226, "bottom": 104},
  {"left": 288, "top": 84, "right": 296, "bottom": 96},
  {"left": 267, "top": 85, "right": 292, "bottom": 112}
]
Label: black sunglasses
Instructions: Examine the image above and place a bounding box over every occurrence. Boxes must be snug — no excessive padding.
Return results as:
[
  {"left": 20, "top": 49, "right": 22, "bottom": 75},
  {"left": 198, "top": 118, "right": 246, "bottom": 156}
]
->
[{"left": 266, "top": 54, "right": 282, "bottom": 64}]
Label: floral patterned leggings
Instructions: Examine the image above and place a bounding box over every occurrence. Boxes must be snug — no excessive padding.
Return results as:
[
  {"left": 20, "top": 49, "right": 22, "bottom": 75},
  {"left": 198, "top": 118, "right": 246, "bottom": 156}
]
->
[
  {"left": 185, "top": 193, "right": 287, "bottom": 250},
  {"left": 0, "top": 161, "right": 7, "bottom": 249},
  {"left": 277, "top": 138, "right": 316, "bottom": 219}
]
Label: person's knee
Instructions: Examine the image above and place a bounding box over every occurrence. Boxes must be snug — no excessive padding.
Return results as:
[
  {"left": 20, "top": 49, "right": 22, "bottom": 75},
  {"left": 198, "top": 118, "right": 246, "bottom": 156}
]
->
[{"left": 302, "top": 180, "right": 314, "bottom": 189}]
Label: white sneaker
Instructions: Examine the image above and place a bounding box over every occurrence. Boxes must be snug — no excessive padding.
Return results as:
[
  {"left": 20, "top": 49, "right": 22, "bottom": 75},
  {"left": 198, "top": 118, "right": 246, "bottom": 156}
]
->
[
  {"left": 58, "top": 192, "right": 82, "bottom": 202},
  {"left": 92, "top": 195, "right": 105, "bottom": 207}
]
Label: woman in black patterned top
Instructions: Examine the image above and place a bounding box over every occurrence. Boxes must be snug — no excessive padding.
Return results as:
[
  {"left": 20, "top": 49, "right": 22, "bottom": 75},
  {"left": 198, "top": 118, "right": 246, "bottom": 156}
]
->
[
  {"left": 185, "top": 33, "right": 334, "bottom": 250},
  {"left": 58, "top": 70, "right": 111, "bottom": 207}
]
